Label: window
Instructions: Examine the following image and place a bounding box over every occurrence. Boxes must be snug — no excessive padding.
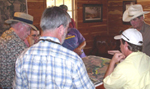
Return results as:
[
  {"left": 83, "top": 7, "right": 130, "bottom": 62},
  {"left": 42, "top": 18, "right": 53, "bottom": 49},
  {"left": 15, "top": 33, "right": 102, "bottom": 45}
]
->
[{"left": 46, "top": 0, "right": 75, "bottom": 19}]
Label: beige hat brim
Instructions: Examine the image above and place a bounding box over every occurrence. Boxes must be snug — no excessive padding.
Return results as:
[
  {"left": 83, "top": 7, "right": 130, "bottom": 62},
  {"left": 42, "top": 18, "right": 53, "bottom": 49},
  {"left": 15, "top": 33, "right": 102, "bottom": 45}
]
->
[
  {"left": 123, "top": 9, "right": 150, "bottom": 22},
  {"left": 114, "top": 35, "right": 122, "bottom": 40},
  {"left": 5, "top": 19, "right": 37, "bottom": 30}
]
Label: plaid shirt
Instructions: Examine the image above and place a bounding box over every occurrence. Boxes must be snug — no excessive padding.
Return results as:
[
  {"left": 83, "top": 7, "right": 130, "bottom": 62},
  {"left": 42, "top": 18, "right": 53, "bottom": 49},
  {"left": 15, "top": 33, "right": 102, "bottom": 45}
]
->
[
  {"left": 0, "top": 28, "right": 27, "bottom": 88},
  {"left": 13, "top": 37, "right": 95, "bottom": 89}
]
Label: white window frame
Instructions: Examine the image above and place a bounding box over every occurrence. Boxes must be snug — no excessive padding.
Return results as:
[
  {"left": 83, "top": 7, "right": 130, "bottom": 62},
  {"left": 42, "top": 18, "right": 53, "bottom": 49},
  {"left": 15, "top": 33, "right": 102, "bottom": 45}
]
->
[{"left": 46, "top": 0, "right": 75, "bottom": 20}]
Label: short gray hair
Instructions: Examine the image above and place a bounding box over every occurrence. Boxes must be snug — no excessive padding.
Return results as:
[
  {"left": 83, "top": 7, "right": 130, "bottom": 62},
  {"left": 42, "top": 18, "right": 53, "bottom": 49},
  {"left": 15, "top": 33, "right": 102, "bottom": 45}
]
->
[{"left": 40, "top": 6, "right": 71, "bottom": 31}]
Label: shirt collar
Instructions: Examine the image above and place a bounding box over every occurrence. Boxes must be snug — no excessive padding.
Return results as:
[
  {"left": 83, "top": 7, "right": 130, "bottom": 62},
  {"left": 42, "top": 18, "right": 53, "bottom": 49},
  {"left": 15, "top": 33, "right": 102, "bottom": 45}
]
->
[{"left": 39, "top": 36, "right": 60, "bottom": 44}]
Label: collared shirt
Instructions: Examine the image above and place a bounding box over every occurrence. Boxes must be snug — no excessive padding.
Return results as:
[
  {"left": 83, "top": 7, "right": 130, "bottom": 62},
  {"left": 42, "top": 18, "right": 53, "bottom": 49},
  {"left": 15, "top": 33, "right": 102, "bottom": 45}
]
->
[
  {"left": 103, "top": 52, "right": 150, "bottom": 89},
  {"left": 0, "top": 28, "right": 27, "bottom": 88},
  {"left": 140, "top": 22, "right": 150, "bottom": 56},
  {"left": 13, "top": 36, "right": 95, "bottom": 89}
]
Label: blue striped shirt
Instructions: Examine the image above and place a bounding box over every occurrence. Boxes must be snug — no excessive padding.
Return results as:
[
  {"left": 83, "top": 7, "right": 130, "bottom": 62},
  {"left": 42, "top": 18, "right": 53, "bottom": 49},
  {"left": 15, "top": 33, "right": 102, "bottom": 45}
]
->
[{"left": 13, "top": 37, "right": 95, "bottom": 89}]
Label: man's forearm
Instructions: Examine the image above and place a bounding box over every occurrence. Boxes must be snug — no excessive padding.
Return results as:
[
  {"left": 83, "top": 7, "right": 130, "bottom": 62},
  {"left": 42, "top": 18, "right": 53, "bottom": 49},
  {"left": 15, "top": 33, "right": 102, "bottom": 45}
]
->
[
  {"left": 73, "top": 41, "right": 86, "bottom": 55},
  {"left": 104, "top": 60, "right": 116, "bottom": 78},
  {"left": 77, "top": 41, "right": 86, "bottom": 50}
]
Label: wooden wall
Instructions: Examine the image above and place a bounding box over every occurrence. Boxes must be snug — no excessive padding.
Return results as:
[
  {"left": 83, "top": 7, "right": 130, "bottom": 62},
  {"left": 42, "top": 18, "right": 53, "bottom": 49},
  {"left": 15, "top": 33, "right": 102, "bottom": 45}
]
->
[
  {"left": 27, "top": 0, "right": 150, "bottom": 55},
  {"left": 27, "top": 0, "right": 46, "bottom": 31},
  {"left": 76, "top": 0, "right": 108, "bottom": 55},
  {"left": 107, "top": 0, "right": 150, "bottom": 35},
  {"left": 138, "top": 0, "right": 150, "bottom": 24},
  {"left": 107, "top": 0, "right": 127, "bottom": 35},
  {"left": 75, "top": 0, "right": 150, "bottom": 55}
]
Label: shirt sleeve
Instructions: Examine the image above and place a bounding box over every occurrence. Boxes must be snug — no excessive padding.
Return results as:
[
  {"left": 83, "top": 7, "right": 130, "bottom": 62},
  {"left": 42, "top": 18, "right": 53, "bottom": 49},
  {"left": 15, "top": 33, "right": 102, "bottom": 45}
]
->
[
  {"left": 69, "top": 18, "right": 76, "bottom": 28},
  {"left": 103, "top": 64, "right": 128, "bottom": 89},
  {"left": 13, "top": 57, "right": 23, "bottom": 89},
  {"left": 72, "top": 58, "right": 95, "bottom": 89},
  {"left": 13, "top": 50, "right": 28, "bottom": 89},
  {"left": 75, "top": 29, "right": 85, "bottom": 44}
]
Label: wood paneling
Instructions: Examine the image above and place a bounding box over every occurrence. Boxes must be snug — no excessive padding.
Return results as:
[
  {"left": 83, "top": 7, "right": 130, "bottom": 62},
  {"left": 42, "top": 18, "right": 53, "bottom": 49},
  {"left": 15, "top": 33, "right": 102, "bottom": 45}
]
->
[
  {"left": 27, "top": 0, "right": 46, "bottom": 29},
  {"left": 27, "top": 0, "right": 45, "bottom": 2},
  {"left": 76, "top": 0, "right": 108, "bottom": 55},
  {"left": 27, "top": 0, "right": 150, "bottom": 55},
  {"left": 138, "top": 1, "right": 150, "bottom": 24}
]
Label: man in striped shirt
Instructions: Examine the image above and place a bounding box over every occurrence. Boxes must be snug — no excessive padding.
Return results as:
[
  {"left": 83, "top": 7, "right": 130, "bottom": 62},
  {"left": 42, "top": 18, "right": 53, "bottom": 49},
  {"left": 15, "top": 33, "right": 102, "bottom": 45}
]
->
[{"left": 13, "top": 6, "right": 95, "bottom": 89}]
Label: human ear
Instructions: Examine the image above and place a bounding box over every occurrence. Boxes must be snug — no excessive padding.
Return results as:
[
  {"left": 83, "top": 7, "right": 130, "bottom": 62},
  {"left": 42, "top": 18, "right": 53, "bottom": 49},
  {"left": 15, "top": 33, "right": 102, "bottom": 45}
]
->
[
  {"left": 125, "top": 41, "right": 130, "bottom": 50},
  {"left": 58, "top": 25, "right": 65, "bottom": 35}
]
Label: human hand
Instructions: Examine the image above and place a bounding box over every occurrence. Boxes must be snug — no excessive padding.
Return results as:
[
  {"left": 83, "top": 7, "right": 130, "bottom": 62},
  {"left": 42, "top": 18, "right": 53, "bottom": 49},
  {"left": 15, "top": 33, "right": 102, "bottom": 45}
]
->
[
  {"left": 108, "top": 50, "right": 120, "bottom": 55},
  {"left": 73, "top": 48, "right": 82, "bottom": 56},
  {"left": 111, "top": 52, "right": 125, "bottom": 64},
  {"left": 28, "top": 37, "right": 35, "bottom": 45}
]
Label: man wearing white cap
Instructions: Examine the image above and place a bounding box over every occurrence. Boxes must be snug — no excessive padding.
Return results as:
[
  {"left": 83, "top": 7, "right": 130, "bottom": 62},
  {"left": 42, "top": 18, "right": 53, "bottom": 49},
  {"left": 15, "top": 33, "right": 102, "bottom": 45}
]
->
[
  {"left": 103, "top": 28, "right": 150, "bottom": 89},
  {"left": 0, "top": 12, "right": 36, "bottom": 88},
  {"left": 123, "top": 4, "right": 150, "bottom": 56}
]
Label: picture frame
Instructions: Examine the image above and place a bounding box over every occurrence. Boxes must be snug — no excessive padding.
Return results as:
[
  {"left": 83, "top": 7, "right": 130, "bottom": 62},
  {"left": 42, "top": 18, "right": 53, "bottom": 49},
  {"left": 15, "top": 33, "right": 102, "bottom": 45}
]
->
[
  {"left": 122, "top": 0, "right": 137, "bottom": 25},
  {"left": 83, "top": 4, "right": 103, "bottom": 23}
]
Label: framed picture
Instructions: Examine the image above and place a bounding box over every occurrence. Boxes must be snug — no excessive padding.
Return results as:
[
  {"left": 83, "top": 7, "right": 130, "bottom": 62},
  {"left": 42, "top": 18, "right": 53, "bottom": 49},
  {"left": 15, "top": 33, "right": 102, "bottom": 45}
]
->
[
  {"left": 83, "top": 4, "right": 103, "bottom": 23},
  {"left": 123, "top": 0, "right": 137, "bottom": 25},
  {"left": 123, "top": 1, "right": 137, "bottom": 13}
]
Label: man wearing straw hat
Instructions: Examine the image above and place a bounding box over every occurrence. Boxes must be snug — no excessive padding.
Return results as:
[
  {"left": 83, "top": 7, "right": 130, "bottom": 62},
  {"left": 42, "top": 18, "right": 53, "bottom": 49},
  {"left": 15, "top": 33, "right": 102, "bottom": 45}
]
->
[
  {"left": 103, "top": 28, "right": 150, "bottom": 89},
  {"left": 0, "top": 12, "right": 37, "bottom": 89},
  {"left": 123, "top": 4, "right": 150, "bottom": 56}
]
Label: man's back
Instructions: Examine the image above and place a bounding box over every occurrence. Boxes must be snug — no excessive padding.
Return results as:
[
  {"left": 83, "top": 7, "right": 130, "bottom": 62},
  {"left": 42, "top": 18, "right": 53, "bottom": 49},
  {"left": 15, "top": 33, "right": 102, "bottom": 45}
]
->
[
  {"left": 13, "top": 37, "right": 94, "bottom": 89},
  {"left": 104, "top": 52, "right": 150, "bottom": 89}
]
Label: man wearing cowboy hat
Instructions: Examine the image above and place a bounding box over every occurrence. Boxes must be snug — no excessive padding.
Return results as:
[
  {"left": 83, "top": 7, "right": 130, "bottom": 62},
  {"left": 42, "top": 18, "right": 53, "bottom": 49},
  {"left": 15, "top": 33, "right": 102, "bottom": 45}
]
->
[
  {"left": 0, "top": 12, "right": 37, "bottom": 88},
  {"left": 103, "top": 28, "right": 150, "bottom": 89},
  {"left": 123, "top": 4, "right": 150, "bottom": 56}
]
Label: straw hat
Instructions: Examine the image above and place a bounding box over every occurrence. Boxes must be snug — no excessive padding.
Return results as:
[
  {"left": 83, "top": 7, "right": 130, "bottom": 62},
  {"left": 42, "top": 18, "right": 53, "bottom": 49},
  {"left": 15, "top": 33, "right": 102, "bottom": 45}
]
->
[
  {"left": 5, "top": 12, "right": 37, "bottom": 30},
  {"left": 123, "top": 4, "right": 150, "bottom": 22}
]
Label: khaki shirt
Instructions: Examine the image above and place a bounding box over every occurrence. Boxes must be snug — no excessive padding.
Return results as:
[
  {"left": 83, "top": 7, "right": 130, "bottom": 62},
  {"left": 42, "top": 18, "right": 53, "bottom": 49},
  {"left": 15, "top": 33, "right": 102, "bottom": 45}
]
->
[{"left": 140, "top": 22, "right": 150, "bottom": 57}]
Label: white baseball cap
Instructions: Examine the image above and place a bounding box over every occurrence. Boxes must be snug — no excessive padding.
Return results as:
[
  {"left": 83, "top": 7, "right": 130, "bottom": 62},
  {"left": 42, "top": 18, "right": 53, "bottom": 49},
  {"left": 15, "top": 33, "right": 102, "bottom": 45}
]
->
[{"left": 114, "top": 28, "right": 143, "bottom": 46}]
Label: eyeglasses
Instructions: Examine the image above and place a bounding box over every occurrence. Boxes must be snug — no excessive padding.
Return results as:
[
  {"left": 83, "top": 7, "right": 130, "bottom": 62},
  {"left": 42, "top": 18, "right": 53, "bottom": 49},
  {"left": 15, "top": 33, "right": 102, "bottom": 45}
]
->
[
  {"left": 122, "top": 34, "right": 130, "bottom": 41},
  {"left": 32, "top": 34, "right": 40, "bottom": 37}
]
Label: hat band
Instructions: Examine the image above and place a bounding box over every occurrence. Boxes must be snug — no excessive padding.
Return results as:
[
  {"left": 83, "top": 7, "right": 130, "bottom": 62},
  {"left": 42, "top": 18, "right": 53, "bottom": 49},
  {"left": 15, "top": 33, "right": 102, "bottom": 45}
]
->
[
  {"left": 122, "top": 34, "right": 130, "bottom": 41},
  {"left": 13, "top": 17, "right": 33, "bottom": 24},
  {"left": 128, "top": 15, "right": 134, "bottom": 17}
]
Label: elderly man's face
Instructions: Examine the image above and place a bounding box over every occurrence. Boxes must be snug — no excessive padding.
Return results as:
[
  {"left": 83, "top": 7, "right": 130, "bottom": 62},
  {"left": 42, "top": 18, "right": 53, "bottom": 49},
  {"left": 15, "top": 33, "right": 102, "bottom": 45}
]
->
[
  {"left": 130, "top": 16, "right": 144, "bottom": 30},
  {"left": 19, "top": 23, "right": 31, "bottom": 41}
]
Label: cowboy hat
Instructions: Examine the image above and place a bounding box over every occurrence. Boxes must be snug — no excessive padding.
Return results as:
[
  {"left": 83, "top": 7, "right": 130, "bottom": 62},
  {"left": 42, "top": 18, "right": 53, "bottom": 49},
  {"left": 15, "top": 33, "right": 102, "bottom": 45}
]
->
[
  {"left": 5, "top": 12, "right": 37, "bottom": 30},
  {"left": 123, "top": 4, "right": 150, "bottom": 22}
]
